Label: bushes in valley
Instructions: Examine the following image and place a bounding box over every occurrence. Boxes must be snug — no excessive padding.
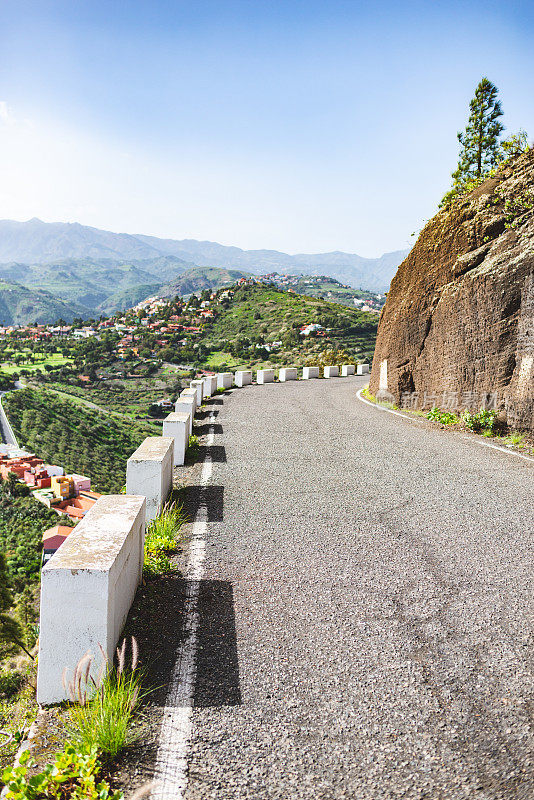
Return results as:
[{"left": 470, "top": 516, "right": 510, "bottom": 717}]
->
[
  {"left": 41, "top": 373, "right": 187, "bottom": 418},
  {"left": 4, "top": 389, "right": 158, "bottom": 493}
]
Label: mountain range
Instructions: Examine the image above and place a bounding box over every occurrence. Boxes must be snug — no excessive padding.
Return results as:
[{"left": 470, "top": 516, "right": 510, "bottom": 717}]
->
[{"left": 0, "top": 218, "right": 409, "bottom": 324}]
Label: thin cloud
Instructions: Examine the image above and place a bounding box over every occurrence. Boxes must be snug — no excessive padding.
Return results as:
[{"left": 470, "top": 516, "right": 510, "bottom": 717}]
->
[{"left": 0, "top": 102, "right": 15, "bottom": 126}]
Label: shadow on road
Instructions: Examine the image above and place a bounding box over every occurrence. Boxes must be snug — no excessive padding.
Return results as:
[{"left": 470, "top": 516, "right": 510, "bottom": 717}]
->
[
  {"left": 196, "top": 409, "right": 219, "bottom": 420},
  {"left": 185, "top": 485, "right": 225, "bottom": 521},
  {"left": 195, "top": 423, "right": 224, "bottom": 436},
  {"left": 196, "top": 444, "right": 227, "bottom": 463},
  {"left": 194, "top": 580, "right": 242, "bottom": 707}
]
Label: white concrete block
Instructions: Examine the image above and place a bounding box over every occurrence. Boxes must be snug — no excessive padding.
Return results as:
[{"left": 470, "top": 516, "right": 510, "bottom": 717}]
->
[
  {"left": 202, "top": 375, "right": 218, "bottom": 398},
  {"left": 37, "top": 494, "right": 146, "bottom": 704},
  {"left": 217, "top": 372, "right": 233, "bottom": 390},
  {"left": 357, "top": 363, "right": 370, "bottom": 375},
  {"left": 190, "top": 380, "right": 204, "bottom": 406},
  {"left": 342, "top": 364, "right": 355, "bottom": 376},
  {"left": 235, "top": 370, "right": 252, "bottom": 388},
  {"left": 174, "top": 397, "right": 194, "bottom": 435},
  {"left": 302, "top": 366, "right": 320, "bottom": 379},
  {"left": 126, "top": 436, "right": 174, "bottom": 523},
  {"left": 257, "top": 369, "right": 275, "bottom": 384},
  {"left": 180, "top": 388, "right": 197, "bottom": 414},
  {"left": 279, "top": 368, "right": 298, "bottom": 382},
  {"left": 163, "top": 412, "right": 190, "bottom": 466},
  {"left": 324, "top": 366, "right": 340, "bottom": 378}
]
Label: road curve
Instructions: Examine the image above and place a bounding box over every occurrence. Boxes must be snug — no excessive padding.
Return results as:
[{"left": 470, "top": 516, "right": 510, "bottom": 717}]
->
[{"left": 182, "top": 376, "right": 534, "bottom": 800}]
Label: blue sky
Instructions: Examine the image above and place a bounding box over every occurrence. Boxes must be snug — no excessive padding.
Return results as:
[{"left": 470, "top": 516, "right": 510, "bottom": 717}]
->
[{"left": 1, "top": 0, "right": 533, "bottom": 256}]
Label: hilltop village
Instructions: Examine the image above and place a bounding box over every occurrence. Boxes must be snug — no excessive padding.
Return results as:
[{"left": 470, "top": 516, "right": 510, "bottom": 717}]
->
[{"left": 0, "top": 278, "right": 379, "bottom": 392}]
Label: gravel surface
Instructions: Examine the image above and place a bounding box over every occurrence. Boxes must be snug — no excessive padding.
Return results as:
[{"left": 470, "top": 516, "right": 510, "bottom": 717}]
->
[{"left": 181, "top": 376, "right": 534, "bottom": 800}]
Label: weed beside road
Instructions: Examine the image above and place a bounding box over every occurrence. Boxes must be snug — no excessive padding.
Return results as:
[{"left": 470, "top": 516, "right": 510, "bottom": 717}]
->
[{"left": 361, "top": 385, "right": 533, "bottom": 454}]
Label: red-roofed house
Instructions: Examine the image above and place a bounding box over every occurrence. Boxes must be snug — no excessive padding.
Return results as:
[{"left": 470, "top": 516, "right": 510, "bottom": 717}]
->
[{"left": 42, "top": 525, "right": 75, "bottom": 563}]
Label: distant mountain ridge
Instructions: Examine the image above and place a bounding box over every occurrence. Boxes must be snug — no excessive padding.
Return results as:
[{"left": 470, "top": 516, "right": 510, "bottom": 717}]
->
[{"left": 0, "top": 218, "right": 408, "bottom": 291}]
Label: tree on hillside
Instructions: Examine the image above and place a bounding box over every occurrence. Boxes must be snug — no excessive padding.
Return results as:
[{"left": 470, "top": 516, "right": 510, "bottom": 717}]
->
[
  {"left": 0, "top": 551, "right": 12, "bottom": 613},
  {"left": 441, "top": 77, "right": 504, "bottom": 207},
  {"left": 0, "top": 550, "right": 32, "bottom": 658}
]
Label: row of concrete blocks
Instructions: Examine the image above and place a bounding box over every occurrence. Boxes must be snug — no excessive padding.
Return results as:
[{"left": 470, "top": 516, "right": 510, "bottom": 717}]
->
[
  {"left": 38, "top": 430, "right": 178, "bottom": 703},
  {"left": 36, "top": 361, "right": 370, "bottom": 704},
  {"left": 128, "top": 363, "right": 373, "bottom": 511},
  {"left": 37, "top": 370, "right": 224, "bottom": 703},
  {"left": 199, "top": 362, "right": 370, "bottom": 389},
  {"left": 257, "top": 363, "right": 370, "bottom": 382}
]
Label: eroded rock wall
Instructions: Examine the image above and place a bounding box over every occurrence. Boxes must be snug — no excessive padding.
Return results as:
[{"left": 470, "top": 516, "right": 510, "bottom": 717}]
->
[{"left": 370, "top": 149, "right": 534, "bottom": 430}]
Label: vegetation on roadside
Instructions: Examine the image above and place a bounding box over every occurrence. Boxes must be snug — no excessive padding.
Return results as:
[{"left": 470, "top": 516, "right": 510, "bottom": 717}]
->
[
  {"left": 361, "top": 385, "right": 375, "bottom": 402},
  {"left": 361, "top": 384, "right": 398, "bottom": 410},
  {"left": 2, "top": 743, "right": 124, "bottom": 799},
  {"left": 143, "top": 502, "right": 186, "bottom": 580},
  {"left": 362, "top": 386, "right": 531, "bottom": 451},
  {"left": 461, "top": 408, "right": 498, "bottom": 435},
  {"left": 426, "top": 407, "right": 459, "bottom": 425},
  {"left": 66, "top": 639, "right": 144, "bottom": 761},
  {"left": 2, "top": 636, "right": 149, "bottom": 798}
]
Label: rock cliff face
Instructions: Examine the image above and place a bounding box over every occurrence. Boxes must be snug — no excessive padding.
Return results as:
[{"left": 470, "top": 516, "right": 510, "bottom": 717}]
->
[{"left": 370, "top": 149, "right": 534, "bottom": 430}]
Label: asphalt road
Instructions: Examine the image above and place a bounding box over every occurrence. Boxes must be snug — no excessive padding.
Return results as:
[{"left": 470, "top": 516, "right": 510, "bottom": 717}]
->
[{"left": 184, "top": 376, "right": 534, "bottom": 800}]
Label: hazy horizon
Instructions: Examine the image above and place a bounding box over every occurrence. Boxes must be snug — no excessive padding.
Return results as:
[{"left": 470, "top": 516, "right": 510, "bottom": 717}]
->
[{"left": 0, "top": 215, "right": 409, "bottom": 260}]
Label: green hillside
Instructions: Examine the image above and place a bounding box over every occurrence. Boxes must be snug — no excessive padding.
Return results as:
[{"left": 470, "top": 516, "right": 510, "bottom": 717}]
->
[
  {"left": 158, "top": 266, "right": 250, "bottom": 298},
  {"left": 97, "top": 282, "right": 162, "bottom": 314},
  {"left": 278, "top": 276, "right": 384, "bottom": 309},
  {"left": 0, "top": 260, "right": 251, "bottom": 322},
  {"left": 0, "top": 280, "right": 85, "bottom": 325},
  {"left": 198, "top": 283, "right": 378, "bottom": 365},
  {"left": 3, "top": 388, "right": 160, "bottom": 493},
  {"left": 0, "top": 257, "right": 190, "bottom": 312}
]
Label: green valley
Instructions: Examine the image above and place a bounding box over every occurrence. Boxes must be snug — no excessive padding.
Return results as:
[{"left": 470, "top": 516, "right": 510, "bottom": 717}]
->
[{"left": 3, "top": 388, "right": 161, "bottom": 493}]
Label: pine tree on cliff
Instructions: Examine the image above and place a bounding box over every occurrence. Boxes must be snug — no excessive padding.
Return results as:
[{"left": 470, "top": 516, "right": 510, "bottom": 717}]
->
[{"left": 441, "top": 78, "right": 504, "bottom": 206}]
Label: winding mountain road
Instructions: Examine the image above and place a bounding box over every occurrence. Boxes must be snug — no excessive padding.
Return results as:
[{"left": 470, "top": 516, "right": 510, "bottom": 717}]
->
[{"left": 157, "top": 376, "right": 534, "bottom": 800}]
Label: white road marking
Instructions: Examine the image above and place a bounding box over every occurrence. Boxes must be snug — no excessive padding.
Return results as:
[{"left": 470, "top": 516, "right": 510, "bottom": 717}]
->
[
  {"left": 356, "top": 387, "right": 423, "bottom": 423},
  {"left": 151, "top": 412, "right": 218, "bottom": 799},
  {"left": 356, "top": 387, "right": 534, "bottom": 464},
  {"left": 460, "top": 435, "right": 534, "bottom": 463}
]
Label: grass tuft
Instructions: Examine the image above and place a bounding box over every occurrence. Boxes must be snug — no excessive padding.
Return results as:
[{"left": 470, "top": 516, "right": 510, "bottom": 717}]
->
[
  {"left": 143, "top": 502, "right": 187, "bottom": 580},
  {"left": 66, "top": 638, "right": 145, "bottom": 761}
]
